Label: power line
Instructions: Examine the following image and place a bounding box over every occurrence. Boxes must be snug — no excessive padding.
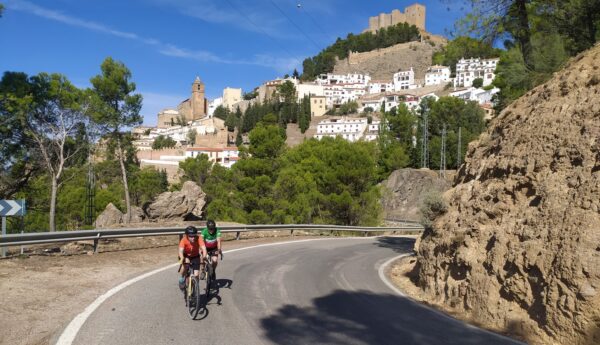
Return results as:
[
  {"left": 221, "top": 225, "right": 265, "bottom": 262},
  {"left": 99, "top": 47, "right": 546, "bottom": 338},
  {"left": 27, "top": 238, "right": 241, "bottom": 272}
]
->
[
  {"left": 294, "top": 2, "right": 337, "bottom": 44},
  {"left": 267, "top": 0, "right": 322, "bottom": 51},
  {"left": 222, "top": 0, "right": 302, "bottom": 63}
]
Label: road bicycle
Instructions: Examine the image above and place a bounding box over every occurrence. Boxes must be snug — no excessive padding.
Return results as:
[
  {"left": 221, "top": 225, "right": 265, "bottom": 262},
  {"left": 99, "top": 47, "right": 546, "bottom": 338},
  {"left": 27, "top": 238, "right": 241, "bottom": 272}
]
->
[
  {"left": 203, "top": 249, "right": 223, "bottom": 299},
  {"left": 179, "top": 257, "right": 201, "bottom": 319}
]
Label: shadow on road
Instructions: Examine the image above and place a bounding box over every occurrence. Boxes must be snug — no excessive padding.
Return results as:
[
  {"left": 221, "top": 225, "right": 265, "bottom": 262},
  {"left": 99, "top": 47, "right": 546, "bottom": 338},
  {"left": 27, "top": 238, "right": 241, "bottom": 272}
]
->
[
  {"left": 374, "top": 236, "right": 416, "bottom": 254},
  {"left": 259, "top": 289, "right": 520, "bottom": 345}
]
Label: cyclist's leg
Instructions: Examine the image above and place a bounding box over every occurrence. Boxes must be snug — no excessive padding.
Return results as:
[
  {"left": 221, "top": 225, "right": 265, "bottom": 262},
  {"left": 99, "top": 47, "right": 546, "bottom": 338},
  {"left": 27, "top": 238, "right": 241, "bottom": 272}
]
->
[
  {"left": 190, "top": 256, "right": 201, "bottom": 278},
  {"left": 179, "top": 262, "right": 189, "bottom": 289}
]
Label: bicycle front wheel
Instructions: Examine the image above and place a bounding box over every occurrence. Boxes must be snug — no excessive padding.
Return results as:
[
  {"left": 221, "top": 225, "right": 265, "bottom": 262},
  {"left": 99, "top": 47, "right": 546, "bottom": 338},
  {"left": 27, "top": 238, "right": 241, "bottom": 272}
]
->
[{"left": 188, "top": 277, "right": 199, "bottom": 319}]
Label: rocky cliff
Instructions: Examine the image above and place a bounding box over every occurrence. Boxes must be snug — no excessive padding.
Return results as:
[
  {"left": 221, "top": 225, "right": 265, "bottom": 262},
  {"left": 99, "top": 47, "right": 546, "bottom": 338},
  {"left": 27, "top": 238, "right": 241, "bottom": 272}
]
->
[
  {"left": 381, "top": 168, "right": 452, "bottom": 222},
  {"left": 415, "top": 44, "right": 600, "bottom": 344}
]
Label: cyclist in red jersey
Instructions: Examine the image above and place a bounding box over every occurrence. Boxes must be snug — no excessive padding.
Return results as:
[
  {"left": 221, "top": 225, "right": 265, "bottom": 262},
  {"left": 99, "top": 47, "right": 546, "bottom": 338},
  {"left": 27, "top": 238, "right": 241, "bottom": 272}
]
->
[{"left": 178, "top": 226, "right": 207, "bottom": 290}]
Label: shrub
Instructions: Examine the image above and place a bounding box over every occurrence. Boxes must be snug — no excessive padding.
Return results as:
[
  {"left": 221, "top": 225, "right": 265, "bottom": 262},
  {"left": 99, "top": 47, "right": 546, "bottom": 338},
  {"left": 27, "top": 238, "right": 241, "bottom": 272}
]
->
[{"left": 419, "top": 191, "right": 447, "bottom": 228}]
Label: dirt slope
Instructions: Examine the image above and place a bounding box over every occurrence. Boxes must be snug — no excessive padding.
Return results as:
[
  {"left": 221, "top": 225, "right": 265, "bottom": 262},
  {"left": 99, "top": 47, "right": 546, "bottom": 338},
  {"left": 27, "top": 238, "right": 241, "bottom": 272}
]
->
[
  {"left": 333, "top": 41, "right": 443, "bottom": 81},
  {"left": 415, "top": 44, "right": 600, "bottom": 344}
]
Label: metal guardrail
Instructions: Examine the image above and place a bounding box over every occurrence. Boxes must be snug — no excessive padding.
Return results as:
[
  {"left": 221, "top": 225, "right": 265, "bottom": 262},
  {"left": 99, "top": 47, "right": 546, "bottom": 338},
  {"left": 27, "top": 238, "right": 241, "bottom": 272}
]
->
[{"left": 0, "top": 223, "right": 423, "bottom": 252}]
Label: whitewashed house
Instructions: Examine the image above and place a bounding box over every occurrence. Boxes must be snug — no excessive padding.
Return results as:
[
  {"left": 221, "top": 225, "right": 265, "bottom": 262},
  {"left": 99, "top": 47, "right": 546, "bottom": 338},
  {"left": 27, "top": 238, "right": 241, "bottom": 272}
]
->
[
  {"left": 185, "top": 147, "right": 240, "bottom": 168},
  {"left": 454, "top": 57, "right": 499, "bottom": 88},
  {"left": 393, "top": 68, "right": 417, "bottom": 91},
  {"left": 425, "top": 65, "right": 451, "bottom": 86}
]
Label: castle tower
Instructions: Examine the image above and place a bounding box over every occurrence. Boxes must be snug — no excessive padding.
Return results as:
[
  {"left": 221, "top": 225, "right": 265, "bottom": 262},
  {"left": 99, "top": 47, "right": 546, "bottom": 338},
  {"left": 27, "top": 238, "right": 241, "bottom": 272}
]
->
[
  {"left": 404, "top": 3, "right": 426, "bottom": 31},
  {"left": 191, "top": 76, "right": 207, "bottom": 121}
]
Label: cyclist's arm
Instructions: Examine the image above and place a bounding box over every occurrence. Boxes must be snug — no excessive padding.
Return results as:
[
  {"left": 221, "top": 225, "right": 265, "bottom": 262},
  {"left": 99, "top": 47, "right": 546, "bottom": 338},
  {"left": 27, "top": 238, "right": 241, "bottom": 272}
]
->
[
  {"left": 199, "top": 237, "right": 208, "bottom": 260},
  {"left": 217, "top": 237, "right": 222, "bottom": 253},
  {"left": 178, "top": 246, "right": 185, "bottom": 263}
]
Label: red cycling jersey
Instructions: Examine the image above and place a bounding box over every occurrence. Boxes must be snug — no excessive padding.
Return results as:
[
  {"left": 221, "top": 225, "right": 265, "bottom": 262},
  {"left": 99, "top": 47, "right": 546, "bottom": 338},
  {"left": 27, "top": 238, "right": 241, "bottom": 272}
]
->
[{"left": 179, "top": 236, "right": 201, "bottom": 257}]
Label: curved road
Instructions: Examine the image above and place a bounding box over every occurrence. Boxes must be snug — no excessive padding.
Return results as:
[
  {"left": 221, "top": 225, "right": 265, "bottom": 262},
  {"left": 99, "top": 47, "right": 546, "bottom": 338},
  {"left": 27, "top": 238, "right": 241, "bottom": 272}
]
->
[{"left": 70, "top": 237, "right": 520, "bottom": 345}]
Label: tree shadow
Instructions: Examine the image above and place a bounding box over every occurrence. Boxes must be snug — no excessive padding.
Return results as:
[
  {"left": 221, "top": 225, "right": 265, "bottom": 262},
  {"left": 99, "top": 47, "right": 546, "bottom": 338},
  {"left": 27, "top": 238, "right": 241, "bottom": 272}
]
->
[
  {"left": 260, "top": 289, "right": 522, "bottom": 345},
  {"left": 374, "top": 236, "right": 416, "bottom": 254}
]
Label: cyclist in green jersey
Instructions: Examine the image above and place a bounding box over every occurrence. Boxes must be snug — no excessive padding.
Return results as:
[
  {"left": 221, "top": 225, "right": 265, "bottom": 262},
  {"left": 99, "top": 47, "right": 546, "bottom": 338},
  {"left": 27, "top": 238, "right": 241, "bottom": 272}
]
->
[{"left": 201, "top": 219, "right": 222, "bottom": 278}]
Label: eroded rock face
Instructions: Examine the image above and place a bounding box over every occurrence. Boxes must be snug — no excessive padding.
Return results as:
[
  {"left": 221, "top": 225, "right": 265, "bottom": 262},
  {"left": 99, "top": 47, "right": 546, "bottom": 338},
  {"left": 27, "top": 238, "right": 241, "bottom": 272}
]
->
[
  {"left": 145, "top": 181, "right": 206, "bottom": 221},
  {"left": 95, "top": 203, "right": 123, "bottom": 228},
  {"left": 416, "top": 45, "right": 600, "bottom": 344},
  {"left": 381, "top": 168, "right": 451, "bottom": 221}
]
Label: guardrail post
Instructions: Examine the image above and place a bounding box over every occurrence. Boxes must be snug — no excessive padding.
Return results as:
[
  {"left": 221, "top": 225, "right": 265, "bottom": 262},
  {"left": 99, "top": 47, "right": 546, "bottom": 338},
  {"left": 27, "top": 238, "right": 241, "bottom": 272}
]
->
[
  {"left": 363, "top": 231, "right": 367, "bottom": 237},
  {"left": 235, "top": 231, "right": 240, "bottom": 240},
  {"left": 290, "top": 229, "right": 294, "bottom": 236},
  {"left": 93, "top": 233, "right": 100, "bottom": 254}
]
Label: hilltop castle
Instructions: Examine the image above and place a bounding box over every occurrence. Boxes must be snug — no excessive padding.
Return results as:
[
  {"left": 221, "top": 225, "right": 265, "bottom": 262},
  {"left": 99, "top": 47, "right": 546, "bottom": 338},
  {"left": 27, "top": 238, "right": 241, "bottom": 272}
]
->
[{"left": 364, "top": 3, "right": 426, "bottom": 33}]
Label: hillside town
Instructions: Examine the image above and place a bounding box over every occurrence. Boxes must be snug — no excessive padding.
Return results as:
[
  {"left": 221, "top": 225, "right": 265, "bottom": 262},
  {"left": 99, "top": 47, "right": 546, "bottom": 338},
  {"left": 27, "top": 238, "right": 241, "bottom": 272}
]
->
[{"left": 134, "top": 54, "right": 499, "bottom": 179}]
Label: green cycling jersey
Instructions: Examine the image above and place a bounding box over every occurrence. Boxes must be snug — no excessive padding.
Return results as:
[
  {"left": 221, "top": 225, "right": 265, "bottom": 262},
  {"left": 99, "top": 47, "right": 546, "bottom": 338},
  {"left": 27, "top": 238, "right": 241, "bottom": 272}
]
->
[{"left": 201, "top": 227, "right": 221, "bottom": 250}]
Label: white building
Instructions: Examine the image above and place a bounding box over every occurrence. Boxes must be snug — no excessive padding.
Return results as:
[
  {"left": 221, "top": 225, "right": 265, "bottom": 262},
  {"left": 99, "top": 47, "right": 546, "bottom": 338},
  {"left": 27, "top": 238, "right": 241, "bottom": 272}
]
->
[
  {"left": 207, "top": 97, "right": 223, "bottom": 117},
  {"left": 393, "top": 68, "right": 417, "bottom": 91},
  {"left": 316, "top": 73, "right": 371, "bottom": 86},
  {"left": 364, "top": 120, "right": 381, "bottom": 141},
  {"left": 449, "top": 87, "right": 500, "bottom": 105},
  {"left": 297, "top": 83, "right": 325, "bottom": 100},
  {"left": 454, "top": 57, "right": 499, "bottom": 88},
  {"left": 185, "top": 147, "right": 240, "bottom": 169},
  {"left": 359, "top": 95, "right": 385, "bottom": 113},
  {"left": 368, "top": 80, "right": 394, "bottom": 94},
  {"left": 384, "top": 93, "right": 439, "bottom": 112},
  {"left": 314, "top": 117, "right": 367, "bottom": 142},
  {"left": 323, "top": 84, "right": 367, "bottom": 108},
  {"left": 425, "top": 65, "right": 451, "bottom": 86}
]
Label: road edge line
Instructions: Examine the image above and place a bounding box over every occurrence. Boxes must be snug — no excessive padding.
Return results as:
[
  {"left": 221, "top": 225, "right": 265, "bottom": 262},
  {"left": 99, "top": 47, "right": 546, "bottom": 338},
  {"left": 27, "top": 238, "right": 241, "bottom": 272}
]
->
[{"left": 56, "top": 237, "right": 371, "bottom": 345}]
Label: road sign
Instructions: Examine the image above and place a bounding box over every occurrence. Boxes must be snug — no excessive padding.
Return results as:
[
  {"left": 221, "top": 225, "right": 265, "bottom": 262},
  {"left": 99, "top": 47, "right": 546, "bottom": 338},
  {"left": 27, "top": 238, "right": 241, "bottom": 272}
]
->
[{"left": 0, "top": 199, "right": 26, "bottom": 216}]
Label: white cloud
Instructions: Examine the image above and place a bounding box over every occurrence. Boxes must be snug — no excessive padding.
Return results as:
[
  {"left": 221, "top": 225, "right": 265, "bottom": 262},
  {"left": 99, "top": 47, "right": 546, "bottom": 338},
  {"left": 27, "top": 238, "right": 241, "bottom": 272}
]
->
[
  {"left": 150, "top": 0, "right": 293, "bottom": 39},
  {"left": 6, "top": 0, "right": 301, "bottom": 71}
]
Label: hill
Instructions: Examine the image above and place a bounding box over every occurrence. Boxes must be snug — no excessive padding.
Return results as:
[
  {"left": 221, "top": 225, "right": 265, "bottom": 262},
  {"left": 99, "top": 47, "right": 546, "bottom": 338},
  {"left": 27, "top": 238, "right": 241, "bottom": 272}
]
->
[{"left": 333, "top": 40, "right": 445, "bottom": 81}]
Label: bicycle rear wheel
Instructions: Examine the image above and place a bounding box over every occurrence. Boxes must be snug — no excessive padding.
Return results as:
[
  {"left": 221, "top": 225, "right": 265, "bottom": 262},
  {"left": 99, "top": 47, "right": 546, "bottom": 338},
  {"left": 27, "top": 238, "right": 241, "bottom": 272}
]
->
[
  {"left": 204, "top": 264, "right": 212, "bottom": 300},
  {"left": 188, "top": 276, "right": 200, "bottom": 319}
]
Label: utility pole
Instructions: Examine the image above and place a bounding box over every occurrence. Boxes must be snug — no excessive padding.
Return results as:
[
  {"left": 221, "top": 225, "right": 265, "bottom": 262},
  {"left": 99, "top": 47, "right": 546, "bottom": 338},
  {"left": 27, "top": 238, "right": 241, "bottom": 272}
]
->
[
  {"left": 457, "top": 126, "right": 462, "bottom": 167},
  {"left": 440, "top": 123, "right": 447, "bottom": 178},
  {"left": 421, "top": 104, "right": 429, "bottom": 169},
  {"left": 85, "top": 151, "right": 96, "bottom": 227}
]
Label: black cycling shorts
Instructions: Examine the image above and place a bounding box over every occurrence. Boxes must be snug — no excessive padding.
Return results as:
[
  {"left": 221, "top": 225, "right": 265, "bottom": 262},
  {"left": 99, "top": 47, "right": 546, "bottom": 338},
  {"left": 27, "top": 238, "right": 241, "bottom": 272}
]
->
[{"left": 185, "top": 256, "right": 201, "bottom": 270}]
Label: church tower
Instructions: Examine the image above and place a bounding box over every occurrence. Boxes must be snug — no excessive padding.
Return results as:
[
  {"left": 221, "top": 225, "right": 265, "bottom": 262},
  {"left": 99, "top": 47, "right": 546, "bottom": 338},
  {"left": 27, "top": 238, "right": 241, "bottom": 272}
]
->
[{"left": 191, "top": 76, "right": 207, "bottom": 121}]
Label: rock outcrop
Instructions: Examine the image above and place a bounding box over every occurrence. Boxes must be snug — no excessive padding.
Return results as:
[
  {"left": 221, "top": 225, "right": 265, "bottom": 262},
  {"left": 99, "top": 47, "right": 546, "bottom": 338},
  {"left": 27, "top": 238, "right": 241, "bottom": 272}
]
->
[
  {"left": 381, "top": 168, "right": 452, "bottom": 221},
  {"left": 416, "top": 45, "right": 600, "bottom": 344},
  {"left": 95, "top": 203, "right": 123, "bottom": 228},
  {"left": 129, "top": 206, "right": 145, "bottom": 223},
  {"left": 145, "top": 181, "right": 206, "bottom": 221}
]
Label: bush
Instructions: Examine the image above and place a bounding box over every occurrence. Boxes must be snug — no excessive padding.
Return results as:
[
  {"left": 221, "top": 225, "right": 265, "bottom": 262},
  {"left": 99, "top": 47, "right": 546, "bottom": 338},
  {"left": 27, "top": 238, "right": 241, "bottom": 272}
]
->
[
  {"left": 419, "top": 191, "right": 447, "bottom": 228},
  {"left": 472, "top": 78, "right": 484, "bottom": 88}
]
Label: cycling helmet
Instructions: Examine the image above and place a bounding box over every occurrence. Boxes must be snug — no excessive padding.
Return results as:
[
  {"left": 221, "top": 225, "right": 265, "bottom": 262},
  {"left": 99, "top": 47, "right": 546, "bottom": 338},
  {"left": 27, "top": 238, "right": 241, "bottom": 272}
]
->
[
  {"left": 206, "top": 219, "right": 217, "bottom": 232},
  {"left": 185, "top": 226, "right": 198, "bottom": 236}
]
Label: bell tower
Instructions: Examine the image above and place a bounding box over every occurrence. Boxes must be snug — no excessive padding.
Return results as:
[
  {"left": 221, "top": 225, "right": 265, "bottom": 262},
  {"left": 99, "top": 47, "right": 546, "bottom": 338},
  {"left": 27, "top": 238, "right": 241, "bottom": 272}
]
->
[{"left": 191, "top": 76, "right": 206, "bottom": 121}]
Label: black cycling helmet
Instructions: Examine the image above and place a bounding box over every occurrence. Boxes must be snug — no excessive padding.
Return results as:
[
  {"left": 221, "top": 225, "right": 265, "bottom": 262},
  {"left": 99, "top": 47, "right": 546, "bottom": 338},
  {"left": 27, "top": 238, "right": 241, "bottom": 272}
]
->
[
  {"left": 206, "top": 219, "right": 216, "bottom": 232},
  {"left": 185, "top": 226, "right": 198, "bottom": 236}
]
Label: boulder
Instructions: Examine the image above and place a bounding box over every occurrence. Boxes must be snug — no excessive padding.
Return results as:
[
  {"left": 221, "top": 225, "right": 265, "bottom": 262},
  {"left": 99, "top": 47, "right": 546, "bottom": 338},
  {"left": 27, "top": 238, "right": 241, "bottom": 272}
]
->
[
  {"left": 145, "top": 181, "right": 206, "bottom": 221},
  {"left": 95, "top": 203, "right": 123, "bottom": 228},
  {"left": 129, "top": 206, "right": 146, "bottom": 223},
  {"left": 415, "top": 45, "right": 600, "bottom": 344}
]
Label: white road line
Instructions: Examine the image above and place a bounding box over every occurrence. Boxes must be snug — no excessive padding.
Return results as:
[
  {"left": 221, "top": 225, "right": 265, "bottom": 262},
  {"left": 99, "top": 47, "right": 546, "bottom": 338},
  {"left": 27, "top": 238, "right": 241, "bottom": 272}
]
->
[
  {"left": 56, "top": 237, "right": 372, "bottom": 345},
  {"left": 377, "top": 253, "right": 523, "bottom": 344}
]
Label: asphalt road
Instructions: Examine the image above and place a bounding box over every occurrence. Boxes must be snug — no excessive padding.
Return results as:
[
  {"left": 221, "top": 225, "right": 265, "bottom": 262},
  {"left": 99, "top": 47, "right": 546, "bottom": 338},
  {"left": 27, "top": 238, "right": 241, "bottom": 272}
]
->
[{"left": 71, "top": 237, "right": 521, "bottom": 345}]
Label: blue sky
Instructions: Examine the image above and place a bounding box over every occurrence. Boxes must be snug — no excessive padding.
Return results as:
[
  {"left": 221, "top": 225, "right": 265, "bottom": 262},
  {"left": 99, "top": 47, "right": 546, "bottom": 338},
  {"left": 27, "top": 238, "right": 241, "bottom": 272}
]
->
[{"left": 1, "top": 0, "right": 468, "bottom": 125}]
